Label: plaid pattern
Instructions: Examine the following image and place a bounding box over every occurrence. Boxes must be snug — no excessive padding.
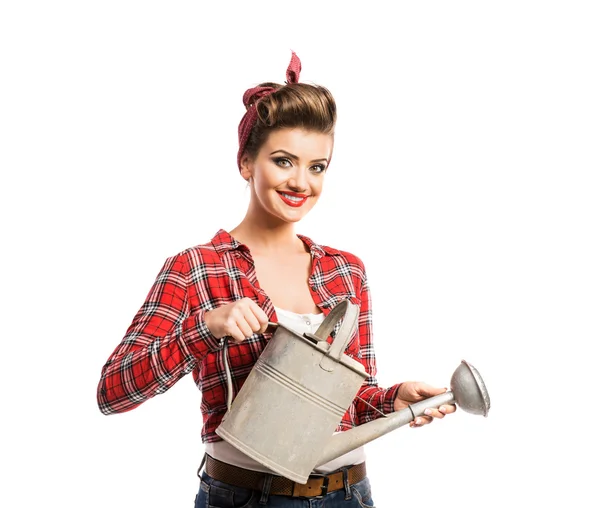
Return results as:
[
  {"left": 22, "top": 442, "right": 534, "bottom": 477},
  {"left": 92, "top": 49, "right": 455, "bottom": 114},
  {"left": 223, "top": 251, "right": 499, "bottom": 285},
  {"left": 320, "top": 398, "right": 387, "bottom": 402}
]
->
[{"left": 97, "top": 229, "right": 400, "bottom": 443}]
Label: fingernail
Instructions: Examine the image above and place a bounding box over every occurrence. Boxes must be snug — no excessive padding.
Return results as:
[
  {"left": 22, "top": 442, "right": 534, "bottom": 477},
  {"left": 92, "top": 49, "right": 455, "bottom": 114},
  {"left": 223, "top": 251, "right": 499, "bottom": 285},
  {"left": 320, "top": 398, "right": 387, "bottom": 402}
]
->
[
  {"left": 439, "top": 406, "right": 446, "bottom": 414},
  {"left": 424, "top": 409, "right": 432, "bottom": 416},
  {"left": 415, "top": 418, "right": 421, "bottom": 425}
]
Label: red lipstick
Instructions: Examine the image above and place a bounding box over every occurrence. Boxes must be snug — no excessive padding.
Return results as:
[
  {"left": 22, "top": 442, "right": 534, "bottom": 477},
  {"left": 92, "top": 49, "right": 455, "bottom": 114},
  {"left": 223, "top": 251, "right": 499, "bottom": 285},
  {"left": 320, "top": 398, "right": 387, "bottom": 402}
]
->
[{"left": 277, "top": 191, "right": 309, "bottom": 207}]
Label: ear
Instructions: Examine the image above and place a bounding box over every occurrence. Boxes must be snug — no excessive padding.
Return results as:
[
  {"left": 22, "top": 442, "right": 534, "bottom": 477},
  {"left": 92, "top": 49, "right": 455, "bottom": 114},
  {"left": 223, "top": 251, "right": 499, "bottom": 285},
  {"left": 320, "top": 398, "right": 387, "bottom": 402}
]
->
[{"left": 240, "top": 154, "right": 254, "bottom": 181}]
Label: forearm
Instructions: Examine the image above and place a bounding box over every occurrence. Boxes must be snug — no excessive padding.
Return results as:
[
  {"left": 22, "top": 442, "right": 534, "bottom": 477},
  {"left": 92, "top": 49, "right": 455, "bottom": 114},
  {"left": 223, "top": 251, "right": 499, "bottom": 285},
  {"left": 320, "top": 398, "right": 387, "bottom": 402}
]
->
[
  {"left": 97, "top": 251, "right": 224, "bottom": 414},
  {"left": 97, "top": 309, "right": 222, "bottom": 414},
  {"left": 353, "top": 382, "right": 401, "bottom": 423}
]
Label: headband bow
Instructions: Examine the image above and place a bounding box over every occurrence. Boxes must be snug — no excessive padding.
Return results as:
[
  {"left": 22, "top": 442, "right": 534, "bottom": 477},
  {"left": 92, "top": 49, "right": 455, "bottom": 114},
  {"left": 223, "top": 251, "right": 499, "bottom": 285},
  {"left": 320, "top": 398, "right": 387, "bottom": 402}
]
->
[{"left": 237, "top": 51, "right": 302, "bottom": 171}]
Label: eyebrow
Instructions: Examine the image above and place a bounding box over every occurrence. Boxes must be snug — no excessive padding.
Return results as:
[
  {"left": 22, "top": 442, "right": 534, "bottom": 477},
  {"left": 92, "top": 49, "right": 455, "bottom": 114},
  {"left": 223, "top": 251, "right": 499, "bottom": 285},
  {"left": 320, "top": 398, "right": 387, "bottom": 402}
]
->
[{"left": 269, "top": 150, "right": 329, "bottom": 164}]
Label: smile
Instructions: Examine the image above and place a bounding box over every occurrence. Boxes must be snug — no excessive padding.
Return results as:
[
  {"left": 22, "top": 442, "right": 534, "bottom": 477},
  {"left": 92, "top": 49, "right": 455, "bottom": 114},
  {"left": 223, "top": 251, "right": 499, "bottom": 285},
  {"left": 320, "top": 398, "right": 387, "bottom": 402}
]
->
[{"left": 277, "top": 191, "right": 309, "bottom": 207}]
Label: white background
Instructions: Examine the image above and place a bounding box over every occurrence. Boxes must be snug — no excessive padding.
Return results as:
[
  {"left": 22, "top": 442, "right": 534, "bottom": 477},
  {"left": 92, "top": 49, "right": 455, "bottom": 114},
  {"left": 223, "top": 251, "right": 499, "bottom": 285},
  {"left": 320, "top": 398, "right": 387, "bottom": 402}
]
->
[{"left": 2, "top": 1, "right": 599, "bottom": 507}]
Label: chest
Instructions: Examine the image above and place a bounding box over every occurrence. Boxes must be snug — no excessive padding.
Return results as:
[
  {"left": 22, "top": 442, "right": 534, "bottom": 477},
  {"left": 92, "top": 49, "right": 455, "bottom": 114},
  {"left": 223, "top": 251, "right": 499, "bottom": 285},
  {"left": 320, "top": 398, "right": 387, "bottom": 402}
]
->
[{"left": 252, "top": 251, "right": 319, "bottom": 314}]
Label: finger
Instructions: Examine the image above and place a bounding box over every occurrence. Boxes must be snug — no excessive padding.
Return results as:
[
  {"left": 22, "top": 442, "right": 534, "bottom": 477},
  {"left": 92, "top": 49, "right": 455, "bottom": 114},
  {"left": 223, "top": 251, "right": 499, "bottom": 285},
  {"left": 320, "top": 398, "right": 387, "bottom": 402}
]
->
[
  {"left": 242, "top": 306, "right": 262, "bottom": 334},
  {"left": 235, "top": 316, "right": 255, "bottom": 340},
  {"left": 227, "top": 305, "right": 254, "bottom": 339},
  {"left": 410, "top": 415, "right": 433, "bottom": 428},
  {"left": 439, "top": 404, "right": 457, "bottom": 415},
  {"left": 222, "top": 315, "right": 246, "bottom": 343},
  {"left": 247, "top": 300, "right": 269, "bottom": 332},
  {"left": 415, "top": 383, "right": 447, "bottom": 398},
  {"left": 424, "top": 408, "right": 446, "bottom": 419},
  {"left": 227, "top": 328, "right": 247, "bottom": 344},
  {"left": 222, "top": 315, "right": 252, "bottom": 343}
]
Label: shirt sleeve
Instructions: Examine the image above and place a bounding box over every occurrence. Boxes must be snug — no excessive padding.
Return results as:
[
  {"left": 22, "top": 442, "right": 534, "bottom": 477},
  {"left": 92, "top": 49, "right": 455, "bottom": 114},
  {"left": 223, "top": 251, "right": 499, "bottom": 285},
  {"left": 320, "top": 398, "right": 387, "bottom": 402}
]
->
[
  {"left": 352, "top": 264, "right": 402, "bottom": 423},
  {"left": 96, "top": 251, "right": 222, "bottom": 415}
]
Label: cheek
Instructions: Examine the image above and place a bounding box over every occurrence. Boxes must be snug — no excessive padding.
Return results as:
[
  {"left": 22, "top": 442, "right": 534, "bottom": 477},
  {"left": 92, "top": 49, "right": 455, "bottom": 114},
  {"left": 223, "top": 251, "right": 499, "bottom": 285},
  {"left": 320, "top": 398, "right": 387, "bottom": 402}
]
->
[
  {"left": 254, "top": 164, "right": 283, "bottom": 190},
  {"left": 310, "top": 178, "right": 325, "bottom": 196},
  {"left": 251, "top": 172, "right": 271, "bottom": 194}
]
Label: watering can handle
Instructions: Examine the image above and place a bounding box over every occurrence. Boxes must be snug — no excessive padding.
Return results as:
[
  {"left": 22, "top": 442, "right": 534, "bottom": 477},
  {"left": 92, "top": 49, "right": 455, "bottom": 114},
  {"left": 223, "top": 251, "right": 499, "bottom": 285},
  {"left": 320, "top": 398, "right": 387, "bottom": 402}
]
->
[{"left": 313, "top": 299, "right": 360, "bottom": 361}]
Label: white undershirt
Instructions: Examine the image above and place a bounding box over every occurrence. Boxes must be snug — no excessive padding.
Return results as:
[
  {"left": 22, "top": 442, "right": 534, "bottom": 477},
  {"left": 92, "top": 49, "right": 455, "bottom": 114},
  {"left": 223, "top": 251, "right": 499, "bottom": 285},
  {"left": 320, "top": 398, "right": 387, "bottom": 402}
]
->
[{"left": 205, "top": 306, "right": 367, "bottom": 474}]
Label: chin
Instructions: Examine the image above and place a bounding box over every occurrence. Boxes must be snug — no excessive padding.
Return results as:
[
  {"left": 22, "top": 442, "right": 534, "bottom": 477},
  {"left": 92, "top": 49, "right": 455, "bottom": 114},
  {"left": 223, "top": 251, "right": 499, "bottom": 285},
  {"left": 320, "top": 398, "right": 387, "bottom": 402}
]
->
[
  {"left": 274, "top": 212, "right": 305, "bottom": 224},
  {"left": 270, "top": 204, "right": 313, "bottom": 223}
]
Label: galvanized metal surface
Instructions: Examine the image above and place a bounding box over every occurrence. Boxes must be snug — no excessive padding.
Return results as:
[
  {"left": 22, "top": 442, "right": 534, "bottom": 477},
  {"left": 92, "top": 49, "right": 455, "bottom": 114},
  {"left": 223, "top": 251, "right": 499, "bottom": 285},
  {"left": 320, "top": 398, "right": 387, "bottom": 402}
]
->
[
  {"left": 315, "top": 360, "right": 491, "bottom": 467},
  {"left": 216, "top": 299, "right": 367, "bottom": 483},
  {"left": 216, "top": 297, "right": 492, "bottom": 484}
]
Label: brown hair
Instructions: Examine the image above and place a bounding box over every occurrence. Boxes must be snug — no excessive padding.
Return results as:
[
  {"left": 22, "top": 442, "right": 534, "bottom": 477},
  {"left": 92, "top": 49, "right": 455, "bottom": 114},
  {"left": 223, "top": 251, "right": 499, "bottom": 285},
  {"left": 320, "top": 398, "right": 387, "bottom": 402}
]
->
[{"left": 242, "top": 82, "right": 337, "bottom": 162}]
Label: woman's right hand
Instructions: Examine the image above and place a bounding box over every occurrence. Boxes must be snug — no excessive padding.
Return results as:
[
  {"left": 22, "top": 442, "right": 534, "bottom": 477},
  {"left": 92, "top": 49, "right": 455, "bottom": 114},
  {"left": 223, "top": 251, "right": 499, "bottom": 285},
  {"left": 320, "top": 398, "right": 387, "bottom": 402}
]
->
[{"left": 204, "top": 298, "right": 269, "bottom": 343}]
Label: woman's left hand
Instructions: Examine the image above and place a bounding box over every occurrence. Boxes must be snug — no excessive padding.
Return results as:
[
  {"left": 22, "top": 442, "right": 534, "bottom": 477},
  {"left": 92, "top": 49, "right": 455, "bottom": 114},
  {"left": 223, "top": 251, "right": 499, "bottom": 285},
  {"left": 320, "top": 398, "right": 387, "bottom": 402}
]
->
[{"left": 393, "top": 382, "right": 457, "bottom": 428}]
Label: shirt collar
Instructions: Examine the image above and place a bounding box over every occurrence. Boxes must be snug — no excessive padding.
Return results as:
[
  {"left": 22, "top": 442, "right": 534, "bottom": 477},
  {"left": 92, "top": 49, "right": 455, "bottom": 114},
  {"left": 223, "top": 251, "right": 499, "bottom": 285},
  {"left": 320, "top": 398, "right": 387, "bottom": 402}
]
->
[
  {"left": 210, "top": 229, "right": 244, "bottom": 254},
  {"left": 211, "top": 229, "right": 334, "bottom": 260}
]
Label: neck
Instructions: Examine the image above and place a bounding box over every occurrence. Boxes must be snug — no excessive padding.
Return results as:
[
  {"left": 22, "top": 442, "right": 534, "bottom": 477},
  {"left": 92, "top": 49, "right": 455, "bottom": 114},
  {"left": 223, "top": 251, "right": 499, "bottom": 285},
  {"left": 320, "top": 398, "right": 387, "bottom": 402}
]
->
[{"left": 229, "top": 215, "right": 302, "bottom": 255}]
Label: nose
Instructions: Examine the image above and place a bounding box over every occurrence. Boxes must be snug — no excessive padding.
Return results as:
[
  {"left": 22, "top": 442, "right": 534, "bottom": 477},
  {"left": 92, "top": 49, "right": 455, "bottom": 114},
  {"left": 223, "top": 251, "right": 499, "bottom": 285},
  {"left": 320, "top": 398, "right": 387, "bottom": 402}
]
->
[{"left": 287, "top": 166, "right": 309, "bottom": 192}]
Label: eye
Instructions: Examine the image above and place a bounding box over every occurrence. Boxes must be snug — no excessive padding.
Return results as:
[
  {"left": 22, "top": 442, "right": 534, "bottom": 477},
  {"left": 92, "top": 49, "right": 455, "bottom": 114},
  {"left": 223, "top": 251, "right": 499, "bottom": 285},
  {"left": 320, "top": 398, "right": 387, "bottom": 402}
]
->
[
  {"left": 310, "top": 164, "right": 327, "bottom": 174},
  {"left": 273, "top": 157, "right": 292, "bottom": 168}
]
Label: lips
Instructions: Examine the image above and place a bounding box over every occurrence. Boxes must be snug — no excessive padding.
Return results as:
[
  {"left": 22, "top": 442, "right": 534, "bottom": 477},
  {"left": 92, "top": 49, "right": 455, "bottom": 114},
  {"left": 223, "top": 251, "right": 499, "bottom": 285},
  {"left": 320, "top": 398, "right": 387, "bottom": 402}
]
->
[{"left": 277, "top": 191, "right": 309, "bottom": 208}]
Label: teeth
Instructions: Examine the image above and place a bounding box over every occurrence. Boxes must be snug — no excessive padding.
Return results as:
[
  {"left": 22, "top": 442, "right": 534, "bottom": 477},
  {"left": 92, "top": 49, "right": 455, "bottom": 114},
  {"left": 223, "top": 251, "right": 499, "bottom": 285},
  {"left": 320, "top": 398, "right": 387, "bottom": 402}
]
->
[{"left": 282, "top": 193, "right": 304, "bottom": 202}]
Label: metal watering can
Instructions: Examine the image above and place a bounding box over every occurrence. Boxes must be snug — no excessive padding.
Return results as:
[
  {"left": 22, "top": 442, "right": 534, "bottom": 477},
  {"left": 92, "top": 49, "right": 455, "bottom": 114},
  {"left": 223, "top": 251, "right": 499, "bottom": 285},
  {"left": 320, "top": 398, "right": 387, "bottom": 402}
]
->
[{"left": 215, "top": 299, "right": 491, "bottom": 484}]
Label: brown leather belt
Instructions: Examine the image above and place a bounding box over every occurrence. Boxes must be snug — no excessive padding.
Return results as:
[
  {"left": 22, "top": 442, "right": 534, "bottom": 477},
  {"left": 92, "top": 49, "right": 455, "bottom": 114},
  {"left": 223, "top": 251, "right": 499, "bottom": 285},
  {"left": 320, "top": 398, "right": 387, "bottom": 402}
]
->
[{"left": 205, "top": 454, "right": 367, "bottom": 498}]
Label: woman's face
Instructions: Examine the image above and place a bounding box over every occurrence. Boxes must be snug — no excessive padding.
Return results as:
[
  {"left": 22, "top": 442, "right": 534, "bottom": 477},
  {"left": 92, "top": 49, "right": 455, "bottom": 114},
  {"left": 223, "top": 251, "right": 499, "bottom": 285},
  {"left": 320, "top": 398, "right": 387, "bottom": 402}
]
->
[{"left": 241, "top": 128, "right": 333, "bottom": 224}]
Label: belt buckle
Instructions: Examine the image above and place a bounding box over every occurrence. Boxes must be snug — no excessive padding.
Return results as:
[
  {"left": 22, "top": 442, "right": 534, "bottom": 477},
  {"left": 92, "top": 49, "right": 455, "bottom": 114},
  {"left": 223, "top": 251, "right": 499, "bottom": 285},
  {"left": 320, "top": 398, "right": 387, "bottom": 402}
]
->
[{"left": 308, "top": 472, "right": 329, "bottom": 498}]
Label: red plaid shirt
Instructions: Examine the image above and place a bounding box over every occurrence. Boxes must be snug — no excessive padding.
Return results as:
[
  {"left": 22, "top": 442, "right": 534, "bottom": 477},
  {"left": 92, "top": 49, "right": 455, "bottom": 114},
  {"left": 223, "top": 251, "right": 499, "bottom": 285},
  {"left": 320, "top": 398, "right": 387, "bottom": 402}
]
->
[{"left": 97, "top": 229, "right": 400, "bottom": 443}]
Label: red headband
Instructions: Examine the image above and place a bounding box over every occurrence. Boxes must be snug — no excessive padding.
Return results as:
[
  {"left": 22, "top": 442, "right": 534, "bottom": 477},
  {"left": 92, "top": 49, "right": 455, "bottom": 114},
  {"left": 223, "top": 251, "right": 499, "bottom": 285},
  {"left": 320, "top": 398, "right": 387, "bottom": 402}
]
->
[{"left": 237, "top": 51, "right": 302, "bottom": 171}]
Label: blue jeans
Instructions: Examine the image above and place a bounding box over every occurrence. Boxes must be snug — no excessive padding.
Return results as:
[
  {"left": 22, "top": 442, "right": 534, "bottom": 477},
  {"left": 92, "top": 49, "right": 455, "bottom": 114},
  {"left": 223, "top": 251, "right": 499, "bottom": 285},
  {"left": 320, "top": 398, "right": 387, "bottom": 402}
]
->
[{"left": 194, "top": 471, "right": 376, "bottom": 507}]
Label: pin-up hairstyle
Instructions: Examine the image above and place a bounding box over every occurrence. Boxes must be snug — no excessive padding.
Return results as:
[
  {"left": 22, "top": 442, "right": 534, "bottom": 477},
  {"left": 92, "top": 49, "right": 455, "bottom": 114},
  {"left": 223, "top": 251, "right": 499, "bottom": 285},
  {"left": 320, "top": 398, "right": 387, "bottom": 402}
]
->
[{"left": 237, "top": 51, "right": 337, "bottom": 171}]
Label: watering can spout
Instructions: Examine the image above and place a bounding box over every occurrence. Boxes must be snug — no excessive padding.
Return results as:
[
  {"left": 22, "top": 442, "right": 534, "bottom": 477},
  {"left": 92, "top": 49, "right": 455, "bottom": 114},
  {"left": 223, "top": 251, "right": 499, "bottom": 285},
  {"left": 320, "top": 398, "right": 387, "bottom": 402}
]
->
[
  {"left": 316, "top": 360, "right": 490, "bottom": 467},
  {"left": 216, "top": 299, "right": 491, "bottom": 484}
]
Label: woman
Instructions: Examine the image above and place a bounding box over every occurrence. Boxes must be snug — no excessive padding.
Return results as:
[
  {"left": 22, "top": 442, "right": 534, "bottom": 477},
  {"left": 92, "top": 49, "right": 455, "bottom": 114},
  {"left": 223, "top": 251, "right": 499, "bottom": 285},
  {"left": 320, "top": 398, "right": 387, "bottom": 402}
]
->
[{"left": 97, "top": 51, "right": 456, "bottom": 507}]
